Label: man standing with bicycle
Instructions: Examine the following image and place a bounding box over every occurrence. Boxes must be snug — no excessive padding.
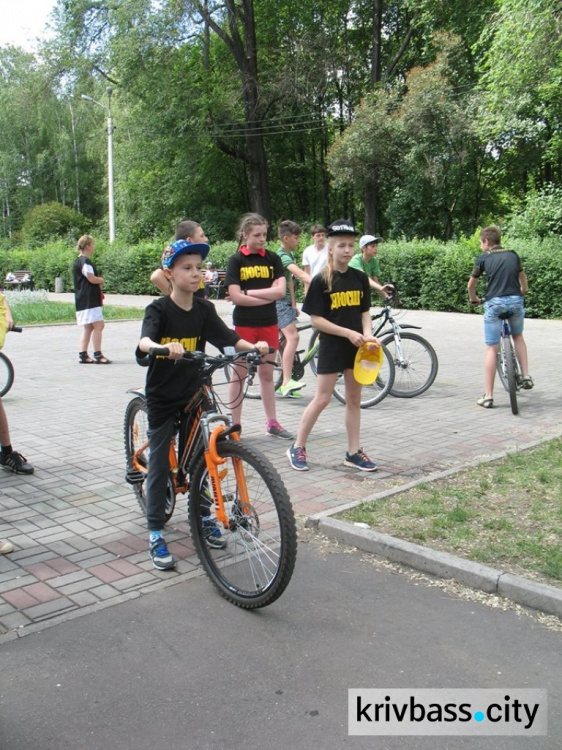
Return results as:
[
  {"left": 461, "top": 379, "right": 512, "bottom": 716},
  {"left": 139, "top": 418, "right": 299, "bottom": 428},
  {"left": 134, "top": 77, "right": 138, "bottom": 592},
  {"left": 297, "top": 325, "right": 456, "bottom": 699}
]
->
[{"left": 468, "top": 225, "right": 534, "bottom": 409}]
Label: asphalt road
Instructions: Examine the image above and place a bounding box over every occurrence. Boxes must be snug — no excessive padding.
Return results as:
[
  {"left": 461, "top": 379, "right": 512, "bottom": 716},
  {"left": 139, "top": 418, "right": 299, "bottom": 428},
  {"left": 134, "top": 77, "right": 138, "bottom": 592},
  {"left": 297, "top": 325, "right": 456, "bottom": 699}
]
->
[{"left": 1, "top": 537, "right": 560, "bottom": 750}]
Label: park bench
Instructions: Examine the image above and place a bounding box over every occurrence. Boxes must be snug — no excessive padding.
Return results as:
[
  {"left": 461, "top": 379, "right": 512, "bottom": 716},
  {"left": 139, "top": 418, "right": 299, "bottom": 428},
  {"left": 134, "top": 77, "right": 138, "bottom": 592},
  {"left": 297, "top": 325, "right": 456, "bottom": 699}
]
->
[
  {"left": 4, "top": 271, "right": 34, "bottom": 291},
  {"left": 208, "top": 269, "right": 227, "bottom": 299}
]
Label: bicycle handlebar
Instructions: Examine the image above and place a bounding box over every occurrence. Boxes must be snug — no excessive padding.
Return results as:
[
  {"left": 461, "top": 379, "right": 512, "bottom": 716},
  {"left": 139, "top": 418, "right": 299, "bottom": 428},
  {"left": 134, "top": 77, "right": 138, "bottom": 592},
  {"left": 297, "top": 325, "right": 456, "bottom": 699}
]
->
[
  {"left": 147, "top": 346, "right": 275, "bottom": 371},
  {"left": 11, "top": 326, "right": 22, "bottom": 333}
]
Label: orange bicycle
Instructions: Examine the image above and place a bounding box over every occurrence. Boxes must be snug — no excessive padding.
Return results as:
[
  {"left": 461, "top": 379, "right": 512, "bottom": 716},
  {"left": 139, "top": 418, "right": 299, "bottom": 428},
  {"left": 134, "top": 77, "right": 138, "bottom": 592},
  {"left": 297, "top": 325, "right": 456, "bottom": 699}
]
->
[{"left": 124, "top": 348, "right": 297, "bottom": 608}]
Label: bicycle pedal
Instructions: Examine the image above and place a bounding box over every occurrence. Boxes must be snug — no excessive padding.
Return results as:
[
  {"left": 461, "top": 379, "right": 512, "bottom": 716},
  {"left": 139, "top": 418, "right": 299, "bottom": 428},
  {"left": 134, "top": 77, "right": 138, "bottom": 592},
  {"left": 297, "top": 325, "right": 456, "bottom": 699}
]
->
[{"left": 125, "top": 470, "right": 146, "bottom": 485}]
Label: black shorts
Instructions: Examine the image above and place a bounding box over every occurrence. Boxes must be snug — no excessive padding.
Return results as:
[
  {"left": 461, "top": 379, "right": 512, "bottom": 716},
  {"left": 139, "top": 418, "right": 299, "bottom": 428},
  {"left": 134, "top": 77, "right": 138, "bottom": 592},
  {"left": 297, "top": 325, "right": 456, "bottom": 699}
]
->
[{"left": 316, "top": 335, "right": 357, "bottom": 374}]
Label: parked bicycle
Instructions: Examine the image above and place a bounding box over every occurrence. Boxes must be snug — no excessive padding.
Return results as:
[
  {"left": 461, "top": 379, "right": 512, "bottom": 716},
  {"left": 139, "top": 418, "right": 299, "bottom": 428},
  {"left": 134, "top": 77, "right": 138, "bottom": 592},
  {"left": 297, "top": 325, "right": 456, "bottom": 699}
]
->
[
  {"left": 0, "top": 326, "right": 22, "bottom": 398},
  {"left": 244, "top": 289, "right": 438, "bottom": 408},
  {"left": 496, "top": 311, "right": 524, "bottom": 415},
  {"left": 124, "top": 347, "right": 297, "bottom": 609},
  {"left": 365, "top": 293, "right": 439, "bottom": 398},
  {"left": 244, "top": 318, "right": 396, "bottom": 408}
]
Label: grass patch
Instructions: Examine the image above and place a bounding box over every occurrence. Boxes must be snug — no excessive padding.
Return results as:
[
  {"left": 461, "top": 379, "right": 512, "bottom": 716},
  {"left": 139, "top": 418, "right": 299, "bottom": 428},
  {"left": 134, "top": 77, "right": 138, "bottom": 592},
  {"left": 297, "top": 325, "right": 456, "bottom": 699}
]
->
[
  {"left": 339, "top": 439, "right": 562, "bottom": 586},
  {"left": 5, "top": 290, "right": 143, "bottom": 325}
]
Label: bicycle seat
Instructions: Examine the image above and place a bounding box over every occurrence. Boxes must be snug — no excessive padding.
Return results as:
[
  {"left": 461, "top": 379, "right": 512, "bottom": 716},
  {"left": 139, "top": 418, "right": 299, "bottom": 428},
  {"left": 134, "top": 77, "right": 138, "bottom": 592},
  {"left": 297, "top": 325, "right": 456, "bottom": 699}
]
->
[{"left": 498, "top": 311, "right": 513, "bottom": 319}]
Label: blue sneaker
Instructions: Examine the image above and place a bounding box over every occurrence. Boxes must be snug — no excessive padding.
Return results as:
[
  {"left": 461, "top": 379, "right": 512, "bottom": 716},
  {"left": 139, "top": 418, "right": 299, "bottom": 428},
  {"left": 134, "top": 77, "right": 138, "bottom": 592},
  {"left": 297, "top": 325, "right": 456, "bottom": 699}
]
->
[
  {"left": 202, "top": 517, "right": 227, "bottom": 549},
  {"left": 287, "top": 444, "right": 309, "bottom": 471},
  {"left": 149, "top": 536, "right": 177, "bottom": 570},
  {"left": 344, "top": 449, "right": 377, "bottom": 472}
]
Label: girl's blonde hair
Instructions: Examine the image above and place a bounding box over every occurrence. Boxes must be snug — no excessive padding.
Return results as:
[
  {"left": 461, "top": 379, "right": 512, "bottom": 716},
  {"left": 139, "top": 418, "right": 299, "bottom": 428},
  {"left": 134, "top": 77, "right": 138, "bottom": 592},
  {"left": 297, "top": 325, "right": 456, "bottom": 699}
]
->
[
  {"left": 76, "top": 235, "right": 94, "bottom": 253},
  {"left": 237, "top": 213, "right": 268, "bottom": 246},
  {"left": 321, "top": 236, "right": 339, "bottom": 292}
]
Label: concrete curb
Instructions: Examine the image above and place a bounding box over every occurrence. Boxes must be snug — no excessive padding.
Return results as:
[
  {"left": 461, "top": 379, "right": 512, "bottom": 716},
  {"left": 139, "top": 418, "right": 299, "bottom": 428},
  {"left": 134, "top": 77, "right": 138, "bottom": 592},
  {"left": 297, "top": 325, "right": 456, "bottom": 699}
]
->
[
  {"left": 305, "top": 437, "right": 562, "bottom": 620},
  {"left": 306, "top": 520, "right": 562, "bottom": 619}
]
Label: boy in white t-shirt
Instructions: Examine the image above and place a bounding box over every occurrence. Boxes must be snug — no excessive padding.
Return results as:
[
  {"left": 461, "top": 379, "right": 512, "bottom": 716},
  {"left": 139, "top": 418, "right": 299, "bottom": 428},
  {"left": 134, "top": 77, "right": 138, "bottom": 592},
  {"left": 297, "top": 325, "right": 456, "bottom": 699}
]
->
[{"left": 302, "top": 224, "right": 328, "bottom": 294}]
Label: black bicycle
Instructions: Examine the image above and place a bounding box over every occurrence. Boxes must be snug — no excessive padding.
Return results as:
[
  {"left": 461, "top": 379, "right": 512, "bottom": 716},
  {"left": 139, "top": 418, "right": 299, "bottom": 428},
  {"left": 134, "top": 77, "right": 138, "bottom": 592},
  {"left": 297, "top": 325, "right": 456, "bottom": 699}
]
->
[
  {"left": 307, "top": 292, "right": 438, "bottom": 403},
  {"left": 496, "top": 312, "right": 524, "bottom": 415},
  {"left": 124, "top": 347, "right": 297, "bottom": 609},
  {"left": 243, "top": 319, "right": 396, "bottom": 408}
]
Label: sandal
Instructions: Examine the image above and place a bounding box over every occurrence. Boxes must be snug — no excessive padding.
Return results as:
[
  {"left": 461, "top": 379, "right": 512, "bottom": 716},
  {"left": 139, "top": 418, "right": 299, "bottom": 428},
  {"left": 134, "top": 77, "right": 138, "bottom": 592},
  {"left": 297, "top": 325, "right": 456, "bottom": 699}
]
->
[
  {"left": 521, "top": 376, "right": 534, "bottom": 390},
  {"left": 79, "top": 351, "right": 95, "bottom": 364},
  {"left": 93, "top": 351, "right": 112, "bottom": 365},
  {"left": 477, "top": 395, "right": 494, "bottom": 409}
]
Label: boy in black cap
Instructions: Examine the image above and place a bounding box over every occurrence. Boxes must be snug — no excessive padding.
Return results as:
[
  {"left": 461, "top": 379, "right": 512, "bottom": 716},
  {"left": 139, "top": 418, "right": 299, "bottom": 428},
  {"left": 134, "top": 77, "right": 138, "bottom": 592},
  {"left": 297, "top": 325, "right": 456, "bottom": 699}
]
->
[
  {"left": 137, "top": 239, "right": 268, "bottom": 570},
  {"left": 287, "top": 220, "right": 381, "bottom": 473}
]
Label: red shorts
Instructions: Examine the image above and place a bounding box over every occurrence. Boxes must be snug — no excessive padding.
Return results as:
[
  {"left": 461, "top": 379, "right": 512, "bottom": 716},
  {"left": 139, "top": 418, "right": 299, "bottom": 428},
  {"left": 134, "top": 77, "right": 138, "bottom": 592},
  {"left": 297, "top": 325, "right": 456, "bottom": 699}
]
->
[{"left": 235, "top": 324, "right": 279, "bottom": 351}]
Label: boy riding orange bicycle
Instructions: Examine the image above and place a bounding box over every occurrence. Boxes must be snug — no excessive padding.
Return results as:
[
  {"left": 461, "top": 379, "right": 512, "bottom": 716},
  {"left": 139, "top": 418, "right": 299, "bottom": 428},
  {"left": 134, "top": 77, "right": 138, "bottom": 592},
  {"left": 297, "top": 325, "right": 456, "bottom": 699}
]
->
[{"left": 136, "top": 238, "right": 268, "bottom": 570}]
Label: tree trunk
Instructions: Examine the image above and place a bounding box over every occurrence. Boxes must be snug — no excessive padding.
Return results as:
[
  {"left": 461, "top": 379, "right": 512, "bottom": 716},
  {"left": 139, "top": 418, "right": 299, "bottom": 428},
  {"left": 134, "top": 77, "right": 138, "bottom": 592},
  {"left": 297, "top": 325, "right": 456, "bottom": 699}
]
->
[
  {"left": 198, "top": 0, "right": 272, "bottom": 223},
  {"left": 364, "top": 0, "right": 383, "bottom": 233}
]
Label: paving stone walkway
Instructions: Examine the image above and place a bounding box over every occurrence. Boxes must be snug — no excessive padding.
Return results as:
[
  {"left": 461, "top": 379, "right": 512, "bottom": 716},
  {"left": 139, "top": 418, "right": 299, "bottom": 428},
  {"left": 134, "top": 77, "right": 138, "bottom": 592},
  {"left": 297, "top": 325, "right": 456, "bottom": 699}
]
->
[{"left": 0, "top": 295, "right": 560, "bottom": 633}]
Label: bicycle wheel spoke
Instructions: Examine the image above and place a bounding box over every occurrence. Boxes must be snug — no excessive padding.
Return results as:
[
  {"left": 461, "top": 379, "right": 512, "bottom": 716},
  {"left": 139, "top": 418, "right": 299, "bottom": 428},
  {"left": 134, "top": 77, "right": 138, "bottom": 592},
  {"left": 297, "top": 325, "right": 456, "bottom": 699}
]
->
[
  {"left": 189, "top": 441, "right": 296, "bottom": 608},
  {"left": 382, "top": 332, "right": 438, "bottom": 398}
]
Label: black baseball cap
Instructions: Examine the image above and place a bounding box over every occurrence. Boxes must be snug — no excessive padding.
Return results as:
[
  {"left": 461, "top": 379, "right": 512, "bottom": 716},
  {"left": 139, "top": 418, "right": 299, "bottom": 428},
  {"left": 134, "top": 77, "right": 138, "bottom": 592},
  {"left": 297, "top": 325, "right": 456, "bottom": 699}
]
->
[{"left": 326, "top": 219, "right": 359, "bottom": 236}]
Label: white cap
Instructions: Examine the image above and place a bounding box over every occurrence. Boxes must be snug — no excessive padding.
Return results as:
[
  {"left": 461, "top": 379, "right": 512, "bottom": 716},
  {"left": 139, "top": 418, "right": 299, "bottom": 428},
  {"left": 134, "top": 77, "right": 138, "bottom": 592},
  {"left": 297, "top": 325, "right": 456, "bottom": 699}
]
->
[{"left": 359, "top": 234, "right": 383, "bottom": 249}]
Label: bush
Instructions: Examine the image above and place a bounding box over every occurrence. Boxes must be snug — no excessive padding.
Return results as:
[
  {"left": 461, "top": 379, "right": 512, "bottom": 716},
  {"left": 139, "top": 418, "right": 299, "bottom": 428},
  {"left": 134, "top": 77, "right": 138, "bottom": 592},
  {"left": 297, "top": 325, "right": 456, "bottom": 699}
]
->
[
  {"left": 21, "top": 203, "right": 90, "bottom": 246},
  {"left": 1, "top": 233, "right": 560, "bottom": 319}
]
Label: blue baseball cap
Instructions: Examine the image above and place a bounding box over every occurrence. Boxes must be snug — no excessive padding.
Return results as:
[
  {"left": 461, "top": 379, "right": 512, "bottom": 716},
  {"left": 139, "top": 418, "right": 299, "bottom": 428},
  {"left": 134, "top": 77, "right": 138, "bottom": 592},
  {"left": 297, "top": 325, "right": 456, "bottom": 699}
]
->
[{"left": 162, "top": 239, "right": 210, "bottom": 268}]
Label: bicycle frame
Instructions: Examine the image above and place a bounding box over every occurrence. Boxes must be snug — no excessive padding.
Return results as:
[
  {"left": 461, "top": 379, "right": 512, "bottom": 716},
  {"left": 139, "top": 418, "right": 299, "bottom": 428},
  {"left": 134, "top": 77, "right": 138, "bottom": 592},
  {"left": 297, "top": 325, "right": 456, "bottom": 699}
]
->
[{"left": 127, "top": 352, "right": 258, "bottom": 531}]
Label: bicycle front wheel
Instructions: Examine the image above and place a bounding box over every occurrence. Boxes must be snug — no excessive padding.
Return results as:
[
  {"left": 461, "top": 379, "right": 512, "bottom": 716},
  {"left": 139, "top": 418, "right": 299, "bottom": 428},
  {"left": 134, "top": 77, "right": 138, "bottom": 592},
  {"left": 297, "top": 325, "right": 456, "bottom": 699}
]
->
[
  {"left": 189, "top": 441, "right": 297, "bottom": 608},
  {"left": 0, "top": 352, "right": 15, "bottom": 397},
  {"left": 381, "top": 332, "right": 438, "bottom": 398},
  {"left": 123, "top": 397, "right": 176, "bottom": 521},
  {"left": 332, "top": 344, "right": 396, "bottom": 408},
  {"left": 499, "top": 336, "right": 519, "bottom": 415}
]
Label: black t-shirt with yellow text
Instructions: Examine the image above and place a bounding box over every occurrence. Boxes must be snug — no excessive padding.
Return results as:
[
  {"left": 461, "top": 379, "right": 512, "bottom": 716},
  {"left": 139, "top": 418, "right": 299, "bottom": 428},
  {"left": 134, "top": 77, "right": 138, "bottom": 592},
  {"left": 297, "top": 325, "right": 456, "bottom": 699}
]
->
[
  {"left": 303, "top": 267, "right": 370, "bottom": 374},
  {"left": 136, "top": 295, "right": 239, "bottom": 425},
  {"left": 225, "top": 248, "right": 284, "bottom": 327}
]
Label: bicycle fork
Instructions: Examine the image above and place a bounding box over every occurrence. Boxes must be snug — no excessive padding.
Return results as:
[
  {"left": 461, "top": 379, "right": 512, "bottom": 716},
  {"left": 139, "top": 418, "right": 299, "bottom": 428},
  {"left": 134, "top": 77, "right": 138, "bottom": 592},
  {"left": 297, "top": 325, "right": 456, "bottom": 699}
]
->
[{"left": 200, "top": 413, "right": 249, "bottom": 530}]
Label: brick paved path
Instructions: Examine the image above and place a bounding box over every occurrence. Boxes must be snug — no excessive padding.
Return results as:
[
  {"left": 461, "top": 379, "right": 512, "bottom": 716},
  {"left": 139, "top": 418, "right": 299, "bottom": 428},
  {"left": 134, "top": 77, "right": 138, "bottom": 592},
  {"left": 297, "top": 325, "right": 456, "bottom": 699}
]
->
[{"left": 0, "top": 296, "right": 560, "bottom": 633}]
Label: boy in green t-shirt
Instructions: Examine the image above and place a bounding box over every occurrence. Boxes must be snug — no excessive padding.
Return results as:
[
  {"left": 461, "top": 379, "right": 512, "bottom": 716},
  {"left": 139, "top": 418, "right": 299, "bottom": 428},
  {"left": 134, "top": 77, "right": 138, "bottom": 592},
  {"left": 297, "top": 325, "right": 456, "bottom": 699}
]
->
[
  {"left": 349, "top": 235, "right": 393, "bottom": 298},
  {"left": 275, "top": 220, "right": 311, "bottom": 397}
]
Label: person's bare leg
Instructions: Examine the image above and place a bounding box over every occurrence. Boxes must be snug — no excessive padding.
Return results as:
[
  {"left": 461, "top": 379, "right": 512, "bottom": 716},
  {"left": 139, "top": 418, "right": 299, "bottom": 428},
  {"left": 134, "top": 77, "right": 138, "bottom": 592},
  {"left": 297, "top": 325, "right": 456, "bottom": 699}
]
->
[
  {"left": 294, "top": 373, "right": 337, "bottom": 447},
  {"left": 512, "top": 334, "right": 529, "bottom": 377},
  {"left": 79, "top": 323, "right": 93, "bottom": 353},
  {"left": 0, "top": 399, "right": 11, "bottom": 446},
  {"left": 92, "top": 320, "right": 105, "bottom": 352},
  {"left": 342, "top": 370, "right": 362, "bottom": 454},
  {"left": 484, "top": 344, "right": 499, "bottom": 397},
  {"left": 227, "top": 362, "right": 248, "bottom": 426},
  {"left": 258, "top": 362, "right": 277, "bottom": 422},
  {"left": 280, "top": 323, "right": 298, "bottom": 386}
]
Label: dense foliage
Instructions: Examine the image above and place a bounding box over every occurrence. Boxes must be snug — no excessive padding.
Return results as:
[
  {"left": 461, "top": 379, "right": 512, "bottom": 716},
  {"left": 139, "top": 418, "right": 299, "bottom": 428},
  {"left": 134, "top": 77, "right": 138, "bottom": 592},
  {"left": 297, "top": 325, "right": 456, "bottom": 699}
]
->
[
  {"left": 2, "top": 235, "right": 561, "bottom": 319},
  {"left": 0, "top": 0, "right": 561, "bottom": 247}
]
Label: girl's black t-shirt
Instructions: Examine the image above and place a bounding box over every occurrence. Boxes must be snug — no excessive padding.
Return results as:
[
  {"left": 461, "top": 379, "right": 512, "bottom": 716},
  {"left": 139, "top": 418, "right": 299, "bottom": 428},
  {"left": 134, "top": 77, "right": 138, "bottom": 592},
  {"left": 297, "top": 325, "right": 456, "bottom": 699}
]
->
[
  {"left": 136, "top": 295, "right": 239, "bottom": 424},
  {"left": 225, "top": 249, "right": 284, "bottom": 327},
  {"left": 73, "top": 255, "right": 102, "bottom": 311},
  {"left": 303, "top": 267, "right": 371, "bottom": 373}
]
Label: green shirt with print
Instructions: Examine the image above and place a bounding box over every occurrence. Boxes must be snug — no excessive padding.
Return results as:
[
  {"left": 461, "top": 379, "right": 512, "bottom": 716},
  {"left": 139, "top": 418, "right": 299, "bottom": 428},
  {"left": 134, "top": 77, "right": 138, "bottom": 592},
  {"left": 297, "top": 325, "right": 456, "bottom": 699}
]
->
[
  {"left": 276, "top": 246, "right": 297, "bottom": 300},
  {"left": 348, "top": 252, "right": 381, "bottom": 279}
]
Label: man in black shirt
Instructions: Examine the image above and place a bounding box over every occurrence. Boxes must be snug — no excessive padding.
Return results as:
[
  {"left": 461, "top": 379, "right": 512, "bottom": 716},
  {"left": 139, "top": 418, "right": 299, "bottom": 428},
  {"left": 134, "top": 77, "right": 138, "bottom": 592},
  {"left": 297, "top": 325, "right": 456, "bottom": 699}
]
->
[{"left": 468, "top": 225, "right": 533, "bottom": 408}]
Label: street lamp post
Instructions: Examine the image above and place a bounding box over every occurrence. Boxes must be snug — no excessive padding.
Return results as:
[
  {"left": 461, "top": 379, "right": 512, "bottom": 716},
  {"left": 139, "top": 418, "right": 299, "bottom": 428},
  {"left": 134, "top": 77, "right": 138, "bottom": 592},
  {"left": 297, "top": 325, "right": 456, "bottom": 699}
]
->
[{"left": 81, "top": 87, "right": 116, "bottom": 243}]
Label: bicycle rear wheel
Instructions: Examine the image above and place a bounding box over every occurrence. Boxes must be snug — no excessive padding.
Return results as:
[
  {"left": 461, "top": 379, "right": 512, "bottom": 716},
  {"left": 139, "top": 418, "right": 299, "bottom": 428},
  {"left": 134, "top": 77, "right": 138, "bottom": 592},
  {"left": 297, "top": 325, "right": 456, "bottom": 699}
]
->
[
  {"left": 123, "top": 397, "right": 176, "bottom": 521},
  {"left": 499, "top": 336, "right": 518, "bottom": 415},
  {"left": 189, "top": 441, "right": 297, "bottom": 608},
  {"left": 381, "top": 331, "right": 438, "bottom": 398},
  {"left": 0, "top": 352, "right": 15, "bottom": 397},
  {"left": 332, "top": 344, "right": 396, "bottom": 408}
]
